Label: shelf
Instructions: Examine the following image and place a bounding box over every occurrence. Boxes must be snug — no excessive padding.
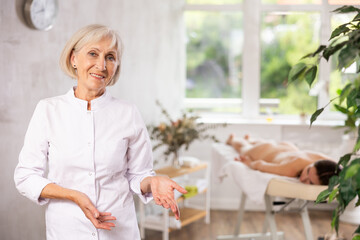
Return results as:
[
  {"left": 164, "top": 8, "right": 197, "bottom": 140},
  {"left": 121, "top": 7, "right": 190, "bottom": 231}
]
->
[
  {"left": 168, "top": 207, "right": 207, "bottom": 232},
  {"left": 155, "top": 163, "right": 208, "bottom": 178},
  {"left": 140, "top": 161, "right": 210, "bottom": 239}
]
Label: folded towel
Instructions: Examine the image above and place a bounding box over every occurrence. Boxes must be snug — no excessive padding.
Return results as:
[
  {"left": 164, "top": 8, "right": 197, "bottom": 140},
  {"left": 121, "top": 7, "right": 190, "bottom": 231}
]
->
[{"left": 196, "top": 179, "right": 207, "bottom": 193}]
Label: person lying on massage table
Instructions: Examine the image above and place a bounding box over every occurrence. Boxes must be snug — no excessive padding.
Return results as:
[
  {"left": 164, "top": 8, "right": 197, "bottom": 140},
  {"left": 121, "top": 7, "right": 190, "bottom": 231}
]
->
[{"left": 226, "top": 134, "right": 341, "bottom": 185}]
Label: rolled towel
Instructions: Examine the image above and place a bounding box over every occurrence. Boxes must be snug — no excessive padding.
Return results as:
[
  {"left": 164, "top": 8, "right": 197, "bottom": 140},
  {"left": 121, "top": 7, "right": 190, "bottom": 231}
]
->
[{"left": 184, "top": 185, "right": 198, "bottom": 199}]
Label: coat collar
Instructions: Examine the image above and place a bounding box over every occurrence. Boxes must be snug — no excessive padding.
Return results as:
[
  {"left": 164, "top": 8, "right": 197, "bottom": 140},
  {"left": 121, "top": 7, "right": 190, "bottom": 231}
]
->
[{"left": 66, "top": 86, "right": 110, "bottom": 111}]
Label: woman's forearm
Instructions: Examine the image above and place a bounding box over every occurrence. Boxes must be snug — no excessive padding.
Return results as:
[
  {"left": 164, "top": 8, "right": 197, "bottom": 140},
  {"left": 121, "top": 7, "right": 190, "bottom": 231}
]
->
[
  {"left": 41, "top": 183, "right": 116, "bottom": 230},
  {"left": 40, "top": 183, "right": 78, "bottom": 202},
  {"left": 253, "top": 160, "right": 297, "bottom": 177}
]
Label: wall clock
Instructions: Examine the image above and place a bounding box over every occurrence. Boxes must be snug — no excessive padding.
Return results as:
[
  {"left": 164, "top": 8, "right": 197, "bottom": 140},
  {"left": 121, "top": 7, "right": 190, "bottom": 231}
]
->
[{"left": 24, "top": 0, "right": 58, "bottom": 31}]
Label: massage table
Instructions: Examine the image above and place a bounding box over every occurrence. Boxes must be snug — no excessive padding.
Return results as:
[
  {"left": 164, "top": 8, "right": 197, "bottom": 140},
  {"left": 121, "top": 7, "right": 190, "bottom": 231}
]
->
[{"left": 212, "top": 143, "right": 328, "bottom": 240}]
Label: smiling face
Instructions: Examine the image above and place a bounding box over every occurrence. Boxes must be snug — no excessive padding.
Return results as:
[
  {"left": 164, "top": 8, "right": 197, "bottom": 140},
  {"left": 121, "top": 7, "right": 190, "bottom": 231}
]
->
[
  {"left": 71, "top": 37, "right": 119, "bottom": 96},
  {"left": 299, "top": 164, "right": 321, "bottom": 185}
]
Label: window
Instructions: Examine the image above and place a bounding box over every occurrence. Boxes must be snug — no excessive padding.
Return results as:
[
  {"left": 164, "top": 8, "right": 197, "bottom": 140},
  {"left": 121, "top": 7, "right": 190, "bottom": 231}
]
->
[
  {"left": 185, "top": 11, "right": 243, "bottom": 113},
  {"left": 260, "top": 12, "right": 320, "bottom": 115},
  {"left": 263, "top": 0, "right": 320, "bottom": 4},
  {"left": 187, "top": 0, "right": 242, "bottom": 3},
  {"left": 184, "top": 0, "right": 360, "bottom": 119},
  {"left": 329, "top": 0, "right": 360, "bottom": 5}
]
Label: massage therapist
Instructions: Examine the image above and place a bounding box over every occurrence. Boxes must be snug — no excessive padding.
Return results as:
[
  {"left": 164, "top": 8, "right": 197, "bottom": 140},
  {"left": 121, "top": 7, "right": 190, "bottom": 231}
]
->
[{"left": 14, "top": 24, "right": 186, "bottom": 239}]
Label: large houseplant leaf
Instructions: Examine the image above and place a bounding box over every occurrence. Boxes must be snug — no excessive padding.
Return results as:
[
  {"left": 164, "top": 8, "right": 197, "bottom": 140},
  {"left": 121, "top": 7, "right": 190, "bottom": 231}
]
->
[{"left": 289, "top": 5, "right": 360, "bottom": 239}]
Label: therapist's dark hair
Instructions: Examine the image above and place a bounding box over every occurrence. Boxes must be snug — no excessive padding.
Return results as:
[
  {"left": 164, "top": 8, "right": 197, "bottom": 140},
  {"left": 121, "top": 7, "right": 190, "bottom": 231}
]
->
[
  {"left": 59, "top": 24, "right": 123, "bottom": 86},
  {"left": 315, "top": 160, "right": 342, "bottom": 185}
]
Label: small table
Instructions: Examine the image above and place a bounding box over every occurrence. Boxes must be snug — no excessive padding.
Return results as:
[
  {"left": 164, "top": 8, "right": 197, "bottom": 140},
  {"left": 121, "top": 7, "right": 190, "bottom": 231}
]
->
[{"left": 139, "top": 161, "right": 211, "bottom": 240}]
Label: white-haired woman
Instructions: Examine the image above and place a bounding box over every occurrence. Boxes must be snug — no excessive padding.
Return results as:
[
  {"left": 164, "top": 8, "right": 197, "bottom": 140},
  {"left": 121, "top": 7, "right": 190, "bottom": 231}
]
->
[{"left": 14, "top": 24, "right": 186, "bottom": 239}]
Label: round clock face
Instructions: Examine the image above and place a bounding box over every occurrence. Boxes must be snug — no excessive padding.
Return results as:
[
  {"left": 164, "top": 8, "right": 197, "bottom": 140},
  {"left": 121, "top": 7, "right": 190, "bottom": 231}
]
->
[{"left": 24, "top": 0, "right": 58, "bottom": 31}]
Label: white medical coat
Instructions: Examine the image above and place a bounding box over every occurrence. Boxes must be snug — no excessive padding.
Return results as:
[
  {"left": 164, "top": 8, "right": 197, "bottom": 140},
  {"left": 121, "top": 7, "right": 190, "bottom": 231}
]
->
[{"left": 14, "top": 87, "right": 155, "bottom": 240}]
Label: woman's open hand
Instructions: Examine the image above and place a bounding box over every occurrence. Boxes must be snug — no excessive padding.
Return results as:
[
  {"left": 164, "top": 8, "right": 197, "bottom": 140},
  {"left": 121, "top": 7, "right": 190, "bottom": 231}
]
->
[
  {"left": 149, "top": 176, "right": 187, "bottom": 220},
  {"left": 72, "top": 191, "right": 116, "bottom": 230}
]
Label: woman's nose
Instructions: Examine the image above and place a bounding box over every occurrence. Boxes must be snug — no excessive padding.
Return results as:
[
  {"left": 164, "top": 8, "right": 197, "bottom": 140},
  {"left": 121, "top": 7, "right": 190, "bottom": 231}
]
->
[{"left": 96, "top": 58, "right": 106, "bottom": 70}]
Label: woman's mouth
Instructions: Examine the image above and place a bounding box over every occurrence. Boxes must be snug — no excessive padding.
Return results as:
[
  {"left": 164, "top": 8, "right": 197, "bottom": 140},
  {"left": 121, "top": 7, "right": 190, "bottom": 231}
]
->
[{"left": 90, "top": 73, "right": 105, "bottom": 80}]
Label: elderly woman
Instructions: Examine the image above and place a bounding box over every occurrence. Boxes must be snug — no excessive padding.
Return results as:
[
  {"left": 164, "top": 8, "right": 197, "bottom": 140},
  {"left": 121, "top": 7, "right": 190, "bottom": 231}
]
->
[
  {"left": 226, "top": 134, "right": 341, "bottom": 185},
  {"left": 14, "top": 24, "right": 186, "bottom": 239}
]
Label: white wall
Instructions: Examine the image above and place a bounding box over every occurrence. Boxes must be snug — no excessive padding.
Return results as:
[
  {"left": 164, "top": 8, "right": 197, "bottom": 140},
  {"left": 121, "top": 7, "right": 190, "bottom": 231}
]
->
[{"left": 1, "top": 0, "right": 184, "bottom": 239}]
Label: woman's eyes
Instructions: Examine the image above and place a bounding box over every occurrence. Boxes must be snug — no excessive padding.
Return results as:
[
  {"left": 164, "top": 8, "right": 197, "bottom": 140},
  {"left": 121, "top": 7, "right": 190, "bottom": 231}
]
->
[
  {"left": 106, "top": 55, "right": 116, "bottom": 61},
  {"left": 88, "top": 52, "right": 97, "bottom": 57},
  {"left": 88, "top": 52, "right": 115, "bottom": 61}
]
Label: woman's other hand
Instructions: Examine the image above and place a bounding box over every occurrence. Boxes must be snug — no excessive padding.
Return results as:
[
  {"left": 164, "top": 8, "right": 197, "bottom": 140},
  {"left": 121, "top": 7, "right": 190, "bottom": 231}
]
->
[
  {"left": 235, "top": 155, "right": 252, "bottom": 166},
  {"left": 72, "top": 191, "right": 116, "bottom": 230},
  {"left": 236, "top": 155, "right": 263, "bottom": 170},
  {"left": 40, "top": 183, "right": 116, "bottom": 230},
  {"left": 149, "top": 176, "right": 187, "bottom": 220}
]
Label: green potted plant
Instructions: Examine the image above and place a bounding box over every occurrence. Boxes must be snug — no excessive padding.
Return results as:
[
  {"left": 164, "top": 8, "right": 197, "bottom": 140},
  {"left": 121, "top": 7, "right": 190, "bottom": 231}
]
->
[
  {"left": 147, "top": 101, "right": 225, "bottom": 168},
  {"left": 288, "top": 6, "right": 360, "bottom": 239}
]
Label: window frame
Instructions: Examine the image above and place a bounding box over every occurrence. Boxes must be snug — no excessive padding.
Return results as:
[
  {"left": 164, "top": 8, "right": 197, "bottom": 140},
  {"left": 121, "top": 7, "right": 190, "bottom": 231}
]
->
[{"left": 184, "top": 0, "right": 360, "bottom": 120}]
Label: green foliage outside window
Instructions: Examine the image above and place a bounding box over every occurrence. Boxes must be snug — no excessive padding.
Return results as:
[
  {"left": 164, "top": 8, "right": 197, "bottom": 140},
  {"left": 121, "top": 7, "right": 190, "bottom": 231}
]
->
[
  {"left": 185, "top": 10, "right": 328, "bottom": 115},
  {"left": 186, "top": 11, "right": 243, "bottom": 99},
  {"left": 261, "top": 12, "right": 320, "bottom": 115}
]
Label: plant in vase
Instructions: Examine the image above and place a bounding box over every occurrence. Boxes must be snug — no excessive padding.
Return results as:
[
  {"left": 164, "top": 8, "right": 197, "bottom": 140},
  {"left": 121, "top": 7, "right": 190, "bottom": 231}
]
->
[
  {"left": 288, "top": 6, "right": 360, "bottom": 239},
  {"left": 147, "top": 101, "right": 226, "bottom": 168}
]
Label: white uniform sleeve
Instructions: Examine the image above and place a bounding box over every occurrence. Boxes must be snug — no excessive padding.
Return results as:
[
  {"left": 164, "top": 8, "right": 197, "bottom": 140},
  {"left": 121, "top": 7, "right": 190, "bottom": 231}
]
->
[
  {"left": 126, "top": 105, "right": 155, "bottom": 204},
  {"left": 14, "top": 100, "right": 52, "bottom": 205}
]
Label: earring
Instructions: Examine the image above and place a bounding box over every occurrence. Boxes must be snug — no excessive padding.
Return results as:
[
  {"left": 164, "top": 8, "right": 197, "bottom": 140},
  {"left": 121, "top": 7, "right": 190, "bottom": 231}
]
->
[{"left": 73, "top": 64, "right": 76, "bottom": 68}]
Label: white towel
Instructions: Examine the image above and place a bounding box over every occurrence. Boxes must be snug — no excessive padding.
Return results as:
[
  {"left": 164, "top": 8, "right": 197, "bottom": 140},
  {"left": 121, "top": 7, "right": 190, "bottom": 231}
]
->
[
  {"left": 196, "top": 178, "right": 207, "bottom": 193},
  {"left": 212, "top": 143, "right": 295, "bottom": 204}
]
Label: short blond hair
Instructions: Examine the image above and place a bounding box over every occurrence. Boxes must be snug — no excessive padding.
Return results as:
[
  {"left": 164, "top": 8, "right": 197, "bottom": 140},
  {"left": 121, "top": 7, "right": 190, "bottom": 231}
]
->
[{"left": 59, "top": 24, "right": 123, "bottom": 86}]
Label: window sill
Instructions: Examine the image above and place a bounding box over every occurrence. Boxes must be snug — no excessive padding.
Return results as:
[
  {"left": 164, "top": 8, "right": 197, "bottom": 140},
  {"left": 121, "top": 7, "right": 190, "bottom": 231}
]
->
[{"left": 197, "top": 112, "right": 345, "bottom": 127}]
